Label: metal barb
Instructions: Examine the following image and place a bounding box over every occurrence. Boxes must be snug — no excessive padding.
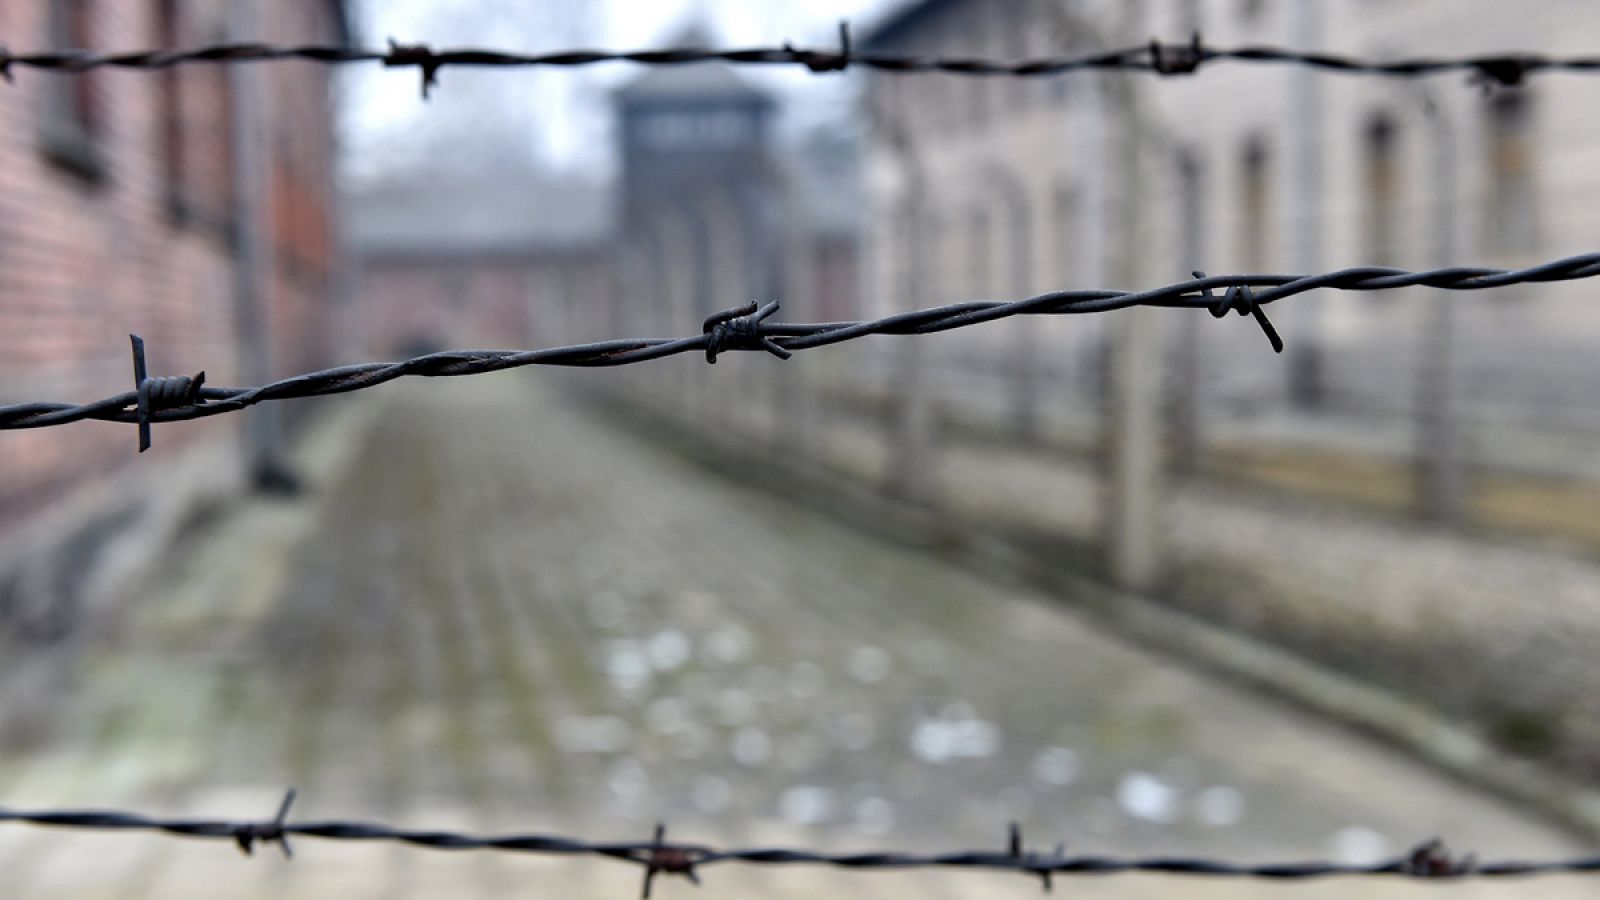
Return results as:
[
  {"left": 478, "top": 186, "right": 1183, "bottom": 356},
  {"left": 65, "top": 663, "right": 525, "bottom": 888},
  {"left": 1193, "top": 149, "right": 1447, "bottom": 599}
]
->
[
  {"left": 233, "top": 788, "right": 296, "bottom": 858},
  {"left": 641, "top": 823, "right": 700, "bottom": 899},
  {"left": 7, "top": 254, "right": 1599, "bottom": 440},
  {"left": 1470, "top": 56, "right": 1530, "bottom": 88},
  {"left": 1192, "top": 271, "right": 1284, "bottom": 353},
  {"left": 1150, "top": 32, "right": 1204, "bottom": 75},
  {"left": 129, "top": 334, "right": 207, "bottom": 452},
  {"left": 702, "top": 300, "right": 792, "bottom": 364},
  {"left": 793, "top": 20, "right": 852, "bottom": 73},
  {"left": 0, "top": 46, "right": 13, "bottom": 84},
  {"left": 1404, "top": 838, "right": 1477, "bottom": 878},
  {"left": 385, "top": 39, "right": 440, "bottom": 99},
  {"left": 1008, "top": 822, "right": 1062, "bottom": 893}
]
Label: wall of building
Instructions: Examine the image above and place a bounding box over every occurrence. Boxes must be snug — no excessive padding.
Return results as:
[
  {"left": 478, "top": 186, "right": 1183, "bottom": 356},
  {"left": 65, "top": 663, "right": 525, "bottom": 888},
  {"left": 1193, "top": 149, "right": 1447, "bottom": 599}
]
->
[
  {"left": 0, "top": 1, "right": 344, "bottom": 651},
  {"left": 0, "top": 0, "right": 343, "bottom": 533},
  {"left": 860, "top": 0, "right": 1600, "bottom": 430}
]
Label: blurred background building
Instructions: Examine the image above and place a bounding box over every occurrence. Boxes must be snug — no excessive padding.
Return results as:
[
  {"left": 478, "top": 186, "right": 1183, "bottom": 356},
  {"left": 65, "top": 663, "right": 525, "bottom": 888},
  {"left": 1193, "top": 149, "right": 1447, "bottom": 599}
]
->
[{"left": 340, "top": 1, "right": 1600, "bottom": 777}]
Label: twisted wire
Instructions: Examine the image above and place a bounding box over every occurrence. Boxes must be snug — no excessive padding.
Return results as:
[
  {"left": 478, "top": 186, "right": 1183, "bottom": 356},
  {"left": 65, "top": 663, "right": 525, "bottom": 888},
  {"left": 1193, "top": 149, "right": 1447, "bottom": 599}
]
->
[
  {"left": 0, "top": 34, "right": 1592, "bottom": 89},
  {"left": 2, "top": 797, "right": 1595, "bottom": 891},
  {"left": 3, "top": 253, "right": 1598, "bottom": 444}
]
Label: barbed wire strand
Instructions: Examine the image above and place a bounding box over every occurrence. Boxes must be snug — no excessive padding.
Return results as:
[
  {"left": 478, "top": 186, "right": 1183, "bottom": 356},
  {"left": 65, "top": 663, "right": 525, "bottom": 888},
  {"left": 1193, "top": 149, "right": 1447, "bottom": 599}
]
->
[
  {"left": 0, "top": 26, "right": 1591, "bottom": 98},
  {"left": 4, "top": 253, "right": 1599, "bottom": 451},
  {"left": 3, "top": 792, "right": 1597, "bottom": 895}
]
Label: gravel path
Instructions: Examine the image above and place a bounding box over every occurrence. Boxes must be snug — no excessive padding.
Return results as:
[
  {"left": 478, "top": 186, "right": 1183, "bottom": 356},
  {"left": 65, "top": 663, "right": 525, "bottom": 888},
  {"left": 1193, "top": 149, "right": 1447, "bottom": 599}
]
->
[{"left": 0, "top": 376, "right": 1592, "bottom": 898}]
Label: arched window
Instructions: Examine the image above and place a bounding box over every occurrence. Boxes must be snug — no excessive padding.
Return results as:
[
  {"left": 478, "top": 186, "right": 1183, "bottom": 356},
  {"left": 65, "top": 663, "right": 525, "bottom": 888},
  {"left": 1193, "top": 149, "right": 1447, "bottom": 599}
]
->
[
  {"left": 1485, "top": 90, "right": 1536, "bottom": 257},
  {"left": 1239, "top": 136, "right": 1270, "bottom": 270},
  {"left": 1364, "top": 113, "right": 1399, "bottom": 266},
  {"left": 40, "top": 0, "right": 106, "bottom": 180},
  {"left": 157, "top": 0, "right": 186, "bottom": 217},
  {"left": 1176, "top": 148, "right": 1205, "bottom": 269}
]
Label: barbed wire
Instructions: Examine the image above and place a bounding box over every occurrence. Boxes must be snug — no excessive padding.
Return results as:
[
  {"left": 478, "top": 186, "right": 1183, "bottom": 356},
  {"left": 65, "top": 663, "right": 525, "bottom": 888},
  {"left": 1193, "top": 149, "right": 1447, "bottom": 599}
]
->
[
  {"left": 2, "top": 791, "right": 1595, "bottom": 895},
  {"left": 0, "top": 26, "right": 1590, "bottom": 99},
  {"left": 4, "top": 253, "right": 1599, "bottom": 452}
]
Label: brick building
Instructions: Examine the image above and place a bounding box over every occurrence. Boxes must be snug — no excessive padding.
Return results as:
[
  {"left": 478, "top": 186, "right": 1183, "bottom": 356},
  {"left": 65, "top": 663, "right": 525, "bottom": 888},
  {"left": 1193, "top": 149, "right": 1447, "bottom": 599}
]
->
[{"left": 0, "top": 1, "right": 347, "bottom": 638}]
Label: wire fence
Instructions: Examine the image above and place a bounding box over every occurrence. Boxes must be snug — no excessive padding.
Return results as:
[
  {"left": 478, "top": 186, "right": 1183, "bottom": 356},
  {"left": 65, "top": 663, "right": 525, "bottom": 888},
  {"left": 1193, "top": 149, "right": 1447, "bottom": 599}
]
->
[
  {"left": 6, "top": 23, "right": 1600, "bottom": 894},
  {"left": 2, "top": 791, "right": 1595, "bottom": 896},
  {"left": 0, "top": 26, "right": 1593, "bottom": 99},
  {"left": 3, "top": 253, "right": 1598, "bottom": 451}
]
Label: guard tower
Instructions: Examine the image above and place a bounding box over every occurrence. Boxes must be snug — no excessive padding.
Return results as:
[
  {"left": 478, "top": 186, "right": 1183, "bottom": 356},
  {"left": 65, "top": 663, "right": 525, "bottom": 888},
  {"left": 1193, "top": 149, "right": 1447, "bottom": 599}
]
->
[
  {"left": 615, "top": 27, "right": 775, "bottom": 213},
  {"left": 613, "top": 26, "right": 781, "bottom": 311}
]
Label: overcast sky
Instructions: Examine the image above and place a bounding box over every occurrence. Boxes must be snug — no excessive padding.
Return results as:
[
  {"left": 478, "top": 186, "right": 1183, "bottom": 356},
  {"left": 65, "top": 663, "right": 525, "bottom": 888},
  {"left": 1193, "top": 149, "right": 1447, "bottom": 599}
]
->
[{"left": 343, "top": 0, "right": 896, "bottom": 182}]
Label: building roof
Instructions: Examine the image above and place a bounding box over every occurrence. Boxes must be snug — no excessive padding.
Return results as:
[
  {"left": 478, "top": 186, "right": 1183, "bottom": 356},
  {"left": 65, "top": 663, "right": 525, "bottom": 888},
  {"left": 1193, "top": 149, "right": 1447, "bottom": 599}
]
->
[
  {"left": 859, "top": 0, "right": 958, "bottom": 49},
  {"left": 345, "top": 171, "right": 612, "bottom": 257},
  {"left": 614, "top": 23, "right": 772, "bottom": 104}
]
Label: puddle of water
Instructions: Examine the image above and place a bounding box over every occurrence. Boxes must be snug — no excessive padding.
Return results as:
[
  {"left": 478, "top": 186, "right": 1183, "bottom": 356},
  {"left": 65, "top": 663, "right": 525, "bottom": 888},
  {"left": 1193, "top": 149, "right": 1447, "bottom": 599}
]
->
[
  {"left": 732, "top": 727, "right": 771, "bottom": 767},
  {"left": 1031, "top": 746, "right": 1080, "bottom": 788},
  {"left": 608, "top": 758, "right": 651, "bottom": 803},
  {"left": 1194, "top": 785, "right": 1245, "bottom": 827},
  {"left": 778, "top": 732, "right": 827, "bottom": 772},
  {"left": 830, "top": 711, "right": 877, "bottom": 752},
  {"left": 908, "top": 712, "right": 1002, "bottom": 764},
  {"left": 779, "top": 785, "right": 836, "bottom": 826},
  {"left": 854, "top": 796, "right": 896, "bottom": 835},
  {"left": 646, "top": 696, "right": 691, "bottom": 736},
  {"left": 586, "top": 590, "right": 627, "bottom": 630},
  {"left": 848, "top": 645, "right": 892, "bottom": 684},
  {"left": 672, "top": 727, "right": 712, "bottom": 761},
  {"left": 555, "top": 715, "right": 633, "bottom": 754},
  {"left": 693, "top": 774, "right": 731, "bottom": 814},
  {"left": 1333, "top": 825, "right": 1390, "bottom": 864},
  {"left": 648, "top": 629, "right": 691, "bottom": 672},
  {"left": 701, "top": 623, "right": 753, "bottom": 666},
  {"left": 748, "top": 666, "right": 785, "bottom": 704},
  {"left": 1117, "top": 771, "right": 1179, "bottom": 824},
  {"left": 788, "top": 661, "right": 825, "bottom": 699},
  {"left": 604, "top": 640, "right": 652, "bottom": 696},
  {"left": 714, "top": 687, "right": 757, "bottom": 727}
]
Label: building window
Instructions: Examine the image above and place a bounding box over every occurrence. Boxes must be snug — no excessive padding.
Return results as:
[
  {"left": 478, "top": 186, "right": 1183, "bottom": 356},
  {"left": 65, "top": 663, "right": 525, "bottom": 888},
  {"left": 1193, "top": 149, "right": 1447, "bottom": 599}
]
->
[
  {"left": 637, "top": 110, "right": 752, "bottom": 150},
  {"left": 157, "top": 0, "right": 187, "bottom": 219},
  {"left": 1485, "top": 90, "right": 1535, "bottom": 257},
  {"left": 1176, "top": 148, "right": 1205, "bottom": 268},
  {"left": 1364, "top": 113, "right": 1399, "bottom": 266},
  {"left": 1239, "top": 135, "right": 1270, "bottom": 270},
  {"left": 39, "top": 0, "right": 106, "bottom": 181}
]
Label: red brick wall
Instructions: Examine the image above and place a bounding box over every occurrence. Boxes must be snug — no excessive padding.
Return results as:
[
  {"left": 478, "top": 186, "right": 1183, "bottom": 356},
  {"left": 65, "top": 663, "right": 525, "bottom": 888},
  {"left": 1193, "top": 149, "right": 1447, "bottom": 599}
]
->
[{"left": 0, "top": 0, "right": 342, "bottom": 531}]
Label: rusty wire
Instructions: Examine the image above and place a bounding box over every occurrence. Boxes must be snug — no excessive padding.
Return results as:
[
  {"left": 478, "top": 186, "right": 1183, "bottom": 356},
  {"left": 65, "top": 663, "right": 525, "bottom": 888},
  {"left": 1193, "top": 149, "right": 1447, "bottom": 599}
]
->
[
  {"left": 4, "top": 253, "right": 1600, "bottom": 451},
  {"left": 0, "top": 26, "right": 1591, "bottom": 98},
  {"left": 1, "top": 792, "right": 1595, "bottom": 895}
]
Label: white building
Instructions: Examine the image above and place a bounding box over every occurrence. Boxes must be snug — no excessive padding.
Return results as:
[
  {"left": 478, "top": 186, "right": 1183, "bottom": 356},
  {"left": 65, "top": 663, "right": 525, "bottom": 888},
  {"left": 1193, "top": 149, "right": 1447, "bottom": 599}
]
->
[{"left": 859, "top": 1, "right": 1600, "bottom": 443}]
